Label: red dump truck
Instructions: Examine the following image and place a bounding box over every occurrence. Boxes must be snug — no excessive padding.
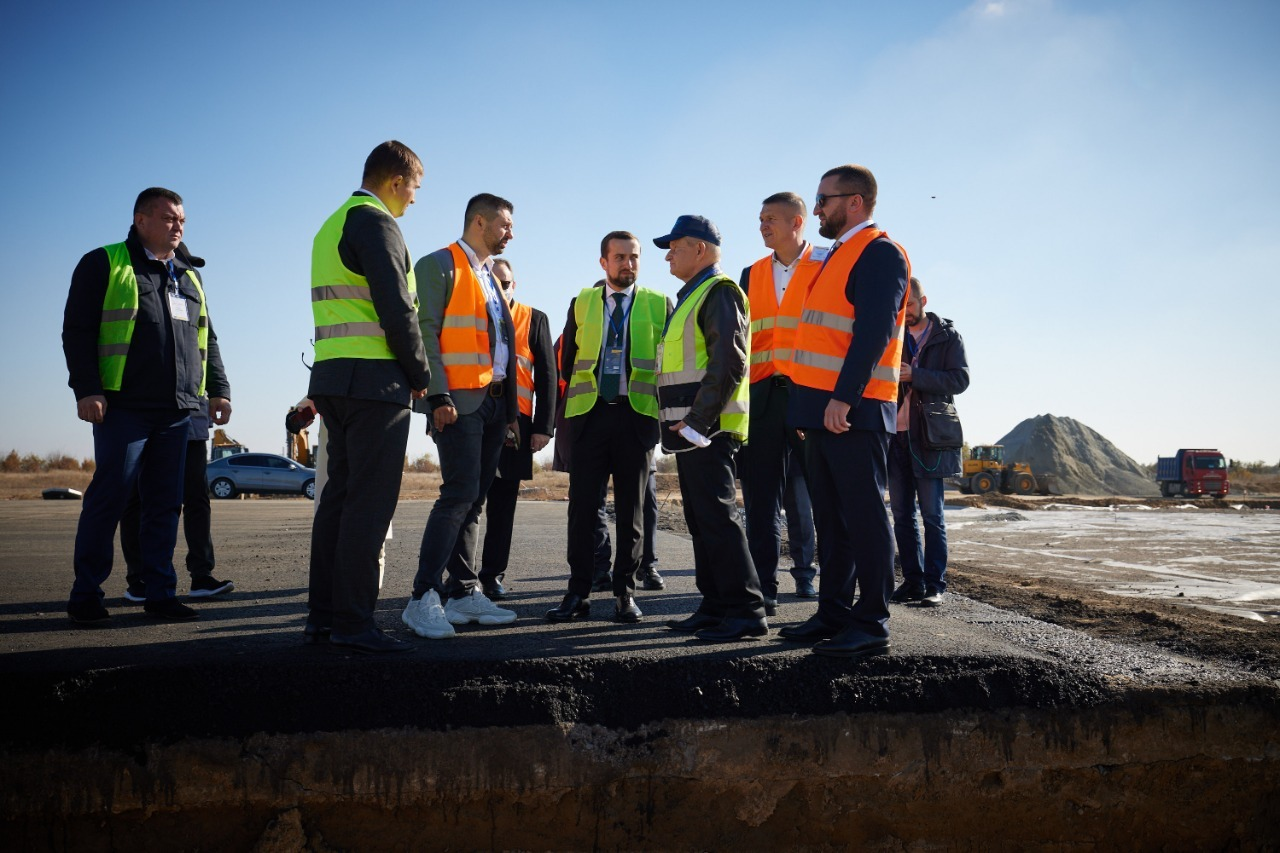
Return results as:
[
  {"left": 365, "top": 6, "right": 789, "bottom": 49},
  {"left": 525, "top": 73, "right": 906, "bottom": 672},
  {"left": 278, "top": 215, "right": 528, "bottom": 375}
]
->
[{"left": 1156, "top": 449, "right": 1230, "bottom": 498}]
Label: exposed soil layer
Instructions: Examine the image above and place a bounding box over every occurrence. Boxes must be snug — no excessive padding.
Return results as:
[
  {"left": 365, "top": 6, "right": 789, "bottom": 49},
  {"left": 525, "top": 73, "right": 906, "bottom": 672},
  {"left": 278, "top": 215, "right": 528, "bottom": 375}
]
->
[{"left": 3, "top": 697, "right": 1277, "bottom": 851}]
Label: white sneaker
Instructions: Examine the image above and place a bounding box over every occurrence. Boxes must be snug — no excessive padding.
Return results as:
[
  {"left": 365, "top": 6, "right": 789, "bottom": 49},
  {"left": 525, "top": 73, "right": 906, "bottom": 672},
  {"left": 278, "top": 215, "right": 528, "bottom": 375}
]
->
[
  {"left": 401, "top": 591, "right": 455, "bottom": 639},
  {"left": 444, "top": 587, "right": 517, "bottom": 626}
]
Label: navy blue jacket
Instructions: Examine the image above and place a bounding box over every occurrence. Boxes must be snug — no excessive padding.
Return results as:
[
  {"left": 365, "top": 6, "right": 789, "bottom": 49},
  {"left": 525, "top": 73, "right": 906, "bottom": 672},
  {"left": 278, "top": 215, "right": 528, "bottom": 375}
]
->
[
  {"left": 899, "top": 313, "right": 969, "bottom": 478},
  {"left": 787, "top": 236, "right": 909, "bottom": 432},
  {"left": 63, "top": 229, "right": 230, "bottom": 412}
]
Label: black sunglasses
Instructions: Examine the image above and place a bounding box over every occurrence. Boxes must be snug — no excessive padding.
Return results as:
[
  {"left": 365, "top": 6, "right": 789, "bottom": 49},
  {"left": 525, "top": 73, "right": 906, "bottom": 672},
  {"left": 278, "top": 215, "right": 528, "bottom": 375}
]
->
[{"left": 814, "top": 192, "right": 860, "bottom": 209}]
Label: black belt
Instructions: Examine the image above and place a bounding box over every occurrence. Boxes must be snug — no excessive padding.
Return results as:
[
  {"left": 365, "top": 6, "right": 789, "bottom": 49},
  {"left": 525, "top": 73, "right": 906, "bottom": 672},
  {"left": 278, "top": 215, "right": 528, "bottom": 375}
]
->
[
  {"left": 770, "top": 375, "right": 790, "bottom": 387},
  {"left": 602, "top": 394, "right": 628, "bottom": 406},
  {"left": 488, "top": 382, "right": 504, "bottom": 397}
]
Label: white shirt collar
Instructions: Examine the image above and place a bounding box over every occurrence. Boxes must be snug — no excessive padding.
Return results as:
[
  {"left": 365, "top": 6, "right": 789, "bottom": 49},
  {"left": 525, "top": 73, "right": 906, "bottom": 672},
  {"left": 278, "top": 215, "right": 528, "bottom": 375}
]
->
[
  {"left": 458, "top": 238, "right": 489, "bottom": 272},
  {"left": 772, "top": 241, "right": 809, "bottom": 270},
  {"left": 144, "top": 247, "right": 176, "bottom": 263},
  {"left": 835, "top": 219, "right": 875, "bottom": 245},
  {"left": 604, "top": 282, "right": 636, "bottom": 300},
  {"left": 353, "top": 188, "right": 389, "bottom": 213}
]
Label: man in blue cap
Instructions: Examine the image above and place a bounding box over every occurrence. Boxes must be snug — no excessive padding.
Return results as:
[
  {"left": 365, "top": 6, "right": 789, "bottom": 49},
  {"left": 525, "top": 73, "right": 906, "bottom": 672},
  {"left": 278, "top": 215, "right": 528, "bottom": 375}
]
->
[{"left": 654, "top": 215, "right": 768, "bottom": 642}]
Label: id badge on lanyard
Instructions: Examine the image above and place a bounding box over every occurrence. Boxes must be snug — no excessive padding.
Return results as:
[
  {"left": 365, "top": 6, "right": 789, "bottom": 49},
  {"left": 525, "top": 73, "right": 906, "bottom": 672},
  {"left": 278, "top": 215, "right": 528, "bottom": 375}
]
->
[{"left": 168, "top": 280, "right": 189, "bottom": 322}]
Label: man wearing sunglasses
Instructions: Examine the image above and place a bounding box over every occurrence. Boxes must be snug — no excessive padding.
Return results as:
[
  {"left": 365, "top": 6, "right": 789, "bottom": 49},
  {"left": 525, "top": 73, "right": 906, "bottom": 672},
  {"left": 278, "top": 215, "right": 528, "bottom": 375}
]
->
[
  {"left": 781, "top": 165, "right": 911, "bottom": 659},
  {"left": 478, "top": 259, "right": 556, "bottom": 601}
]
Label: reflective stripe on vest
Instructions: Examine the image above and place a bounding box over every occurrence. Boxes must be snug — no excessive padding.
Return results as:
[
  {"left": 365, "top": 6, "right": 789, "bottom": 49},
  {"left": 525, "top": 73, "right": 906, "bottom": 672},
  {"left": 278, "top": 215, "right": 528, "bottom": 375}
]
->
[
  {"left": 788, "top": 229, "right": 909, "bottom": 401},
  {"left": 439, "top": 243, "right": 494, "bottom": 390},
  {"left": 510, "top": 300, "right": 535, "bottom": 417},
  {"left": 745, "top": 244, "right": 822, "bottom": 382},
  {"left": 564, "top": 286, "right": 665, "bottom": 420},
  {"left": 99, "top": 242, "right": 209, "bottom": 395},
  {"left": 656, "top": 274, "right": 750, "bottom": 443},
  {"left": 311, "top": 195, "right": 417, "bottom": 361}
]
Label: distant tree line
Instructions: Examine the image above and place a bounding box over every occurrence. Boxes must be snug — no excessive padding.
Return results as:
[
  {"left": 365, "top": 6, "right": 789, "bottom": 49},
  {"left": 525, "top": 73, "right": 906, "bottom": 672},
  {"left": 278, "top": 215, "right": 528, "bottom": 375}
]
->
[{"left": 1, "top": 450, "right": 94, "bottom": 473}]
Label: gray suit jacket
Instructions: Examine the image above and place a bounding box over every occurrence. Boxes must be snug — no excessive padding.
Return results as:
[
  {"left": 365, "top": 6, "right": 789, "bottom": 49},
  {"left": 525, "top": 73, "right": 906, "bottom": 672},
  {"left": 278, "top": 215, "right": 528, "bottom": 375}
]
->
[{"left": 413, "top": 244, "right": 518, "bottom": 421}]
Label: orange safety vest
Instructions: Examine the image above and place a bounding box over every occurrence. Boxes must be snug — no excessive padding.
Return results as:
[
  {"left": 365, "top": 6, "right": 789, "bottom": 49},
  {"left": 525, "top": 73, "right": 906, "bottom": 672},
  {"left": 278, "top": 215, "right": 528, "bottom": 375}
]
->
[
  {"left": 510, "top": 300, "right": 535, "bottom": 417},
  {"left": 746, "top": 243, "right": 824, "bottom": 383},
  {"left": 440, "top": 243, "right": 494, "bottom": 390},
  {"left": 788, "top": 228, "right": 909, "bottom": 402}
]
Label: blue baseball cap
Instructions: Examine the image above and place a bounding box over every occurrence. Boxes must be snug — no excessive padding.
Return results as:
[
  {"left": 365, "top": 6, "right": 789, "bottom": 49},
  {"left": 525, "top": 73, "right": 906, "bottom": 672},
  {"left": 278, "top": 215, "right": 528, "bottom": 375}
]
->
[{"left": 653, "top": 214, "right": 721, "bottom": 249}]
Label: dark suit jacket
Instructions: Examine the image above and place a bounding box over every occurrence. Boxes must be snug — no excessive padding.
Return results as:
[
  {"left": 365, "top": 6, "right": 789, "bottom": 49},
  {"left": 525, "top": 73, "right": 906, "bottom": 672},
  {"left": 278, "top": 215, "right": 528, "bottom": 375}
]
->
[
  {"left": 497, "top": 304, "right": 556, "bottom": 480},
  {"left": 558, "top": 280, "right": 671, "bottom": 450},
  {"left": 413, "top": 243, "right": 518, "bottom": 423},
  {"left": 788, "top": 235, "right": 909, "bottom": 432}
]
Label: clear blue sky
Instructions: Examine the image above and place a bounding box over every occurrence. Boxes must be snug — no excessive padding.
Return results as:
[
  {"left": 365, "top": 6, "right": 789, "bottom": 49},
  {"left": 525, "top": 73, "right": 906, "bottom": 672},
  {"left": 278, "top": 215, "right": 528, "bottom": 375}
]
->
[{"left": 2, "top": 0, "right": 1277, "bottom": 467}]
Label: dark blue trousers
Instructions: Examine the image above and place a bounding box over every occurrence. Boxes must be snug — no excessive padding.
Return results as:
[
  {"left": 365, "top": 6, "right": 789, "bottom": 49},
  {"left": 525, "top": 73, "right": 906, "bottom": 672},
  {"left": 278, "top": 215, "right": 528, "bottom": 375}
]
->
[
  {"left": 70, "top": 407, "right": 190, "bottom": 605},
  {"left": 414, "top": 395, "right": 507, "bottom": 599},
  {"left": 805, "top": 428, "right": 893, "bottom": 636}
]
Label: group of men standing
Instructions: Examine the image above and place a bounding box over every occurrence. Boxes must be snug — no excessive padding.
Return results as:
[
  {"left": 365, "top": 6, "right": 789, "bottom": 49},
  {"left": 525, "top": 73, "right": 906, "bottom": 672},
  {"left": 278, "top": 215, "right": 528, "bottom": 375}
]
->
[{"left": 62, "top": 140, "right": 969, "bottom": 662}]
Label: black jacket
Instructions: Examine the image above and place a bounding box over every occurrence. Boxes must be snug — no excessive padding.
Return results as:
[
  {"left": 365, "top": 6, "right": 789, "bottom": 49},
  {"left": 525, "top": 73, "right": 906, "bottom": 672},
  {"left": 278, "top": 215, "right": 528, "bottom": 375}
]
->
[
  {"left": 63, "top": 228, "right": 230, "bottom": 411},
  {"left": 898, "top": 312, "right": 969, "bottom": 478},
  {"left": 308, "top": 195, "right": 431, "bottom": 407},
  {"left": 496, "top": 304, "right": 556, "bottom": 481}
]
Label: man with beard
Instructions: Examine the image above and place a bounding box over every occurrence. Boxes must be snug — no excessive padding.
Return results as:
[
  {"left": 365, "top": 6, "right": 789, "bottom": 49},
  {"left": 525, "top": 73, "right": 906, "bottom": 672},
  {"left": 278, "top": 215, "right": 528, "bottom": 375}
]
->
[
  {"left": 547, "top": 232, "right": 670, "bottom": 624},
  {"left": 888, "top": 275, "right": 969, "bottom": 607},
  {"left": 738, "top": 192, "right": 823, "bottom": 609},
  {"left": 655, "top": 216, "right": 768, "bottom": 642},
  {"left": 478, "top": 258, "right": 556, "bottom": 600},
  {"left": 402, "top": 193, "right": 520, "bottom": 640},
  {"left": 781, "top": 165, "right": 911, "bottom": 659}
]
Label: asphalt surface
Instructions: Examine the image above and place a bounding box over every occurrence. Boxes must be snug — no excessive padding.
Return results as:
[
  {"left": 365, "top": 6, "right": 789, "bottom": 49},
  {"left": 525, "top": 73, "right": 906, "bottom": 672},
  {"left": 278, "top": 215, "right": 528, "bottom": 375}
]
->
[{"left": 1, "top": 500, "right": 1273, "bottom": 749}]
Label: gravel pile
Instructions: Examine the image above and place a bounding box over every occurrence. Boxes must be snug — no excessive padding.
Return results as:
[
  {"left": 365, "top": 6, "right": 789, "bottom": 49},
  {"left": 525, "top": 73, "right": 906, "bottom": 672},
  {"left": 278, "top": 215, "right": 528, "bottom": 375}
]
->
[{"left": 996, "top": 414, "right": 1157, "bottom": 496}]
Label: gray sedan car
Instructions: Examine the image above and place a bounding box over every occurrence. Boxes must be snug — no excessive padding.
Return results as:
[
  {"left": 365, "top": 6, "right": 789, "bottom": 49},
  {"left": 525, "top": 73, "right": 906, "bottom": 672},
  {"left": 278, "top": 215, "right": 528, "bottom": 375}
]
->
[{"left": 206, "top": 453, "right": 316, "bottom": 500}]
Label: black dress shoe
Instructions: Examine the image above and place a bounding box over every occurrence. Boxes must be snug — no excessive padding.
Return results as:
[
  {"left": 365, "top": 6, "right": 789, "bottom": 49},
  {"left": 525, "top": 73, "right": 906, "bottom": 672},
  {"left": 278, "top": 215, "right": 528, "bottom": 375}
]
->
[
  {"left": 763, "top": 597, "right": 778, "bottom": 617},
  {"left": 67, "top": 600, "right": 111, "bottom": 626},
  {"left": 303, "top": 621, "right": 332, "bottom": 645},
  {"left": 144, "top": 598, "right": 199, "bottom": 621},
  {"left": 613, "top": 594, "right": 643, "bottom": 623},
  {"left": 637, "top": 569, "right": 665, "bottom": 591},
  {"left": 665, "top": 612, "right": 721, "bottom": 632},
  {"left": 778, "top": 614, "right": 842, "bottom": 642},
  {"left": 546, "top": 593, "right": 590, "bottom": 622},
  {"left": 591, "top": 574, "right": 613, "bottom": 593},
  {"left": 813, "top": 627, "right": 890, "bottom": 659},
  {"left": 695, "top": 616, "right": 769, "bottom": 642},
  {"left": 890, "top": 581, "right": 926, "bottom": 603},
  {"left": 482, "top": 581, "right": 507, "bottom": 600},
  {"left": 330, "top": 627, "right": 413, "bottom": 654}
]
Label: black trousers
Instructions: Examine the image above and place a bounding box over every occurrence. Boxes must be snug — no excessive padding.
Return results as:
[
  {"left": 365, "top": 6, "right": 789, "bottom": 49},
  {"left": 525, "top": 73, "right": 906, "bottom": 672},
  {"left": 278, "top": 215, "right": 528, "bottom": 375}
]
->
[
  {"left": 121, "top": 439, "right": 214, "bottom": 588},
  {"left": 805, "top": 428, "right": 893, "bottom": 636},
  {"left": 591, "top": 466, "right": 658, "bottom": 577},
  {"left": 308, "top": 396, "right": 410, "bottom": 634},
  {"left": 480, "top": 473, "right": 519, "bottom": 583},
  {"left": 739, "top": 380, "right": 812, "bottom": 598},
  {"left": 566, "top": 402, "right": 652, "bottom": 598},
  {"left": 675, "top": 433, "right": 765, "bottom": 620}
]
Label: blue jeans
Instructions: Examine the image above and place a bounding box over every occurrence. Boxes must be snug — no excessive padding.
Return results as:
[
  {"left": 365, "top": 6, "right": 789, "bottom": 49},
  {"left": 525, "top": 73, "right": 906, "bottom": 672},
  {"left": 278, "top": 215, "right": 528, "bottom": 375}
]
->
[
  {"left": 888, "top": 432, "right": 948, "bottom": 592},
  {"left": 71, "top": 407, "right": 190, "bottom": 605}
]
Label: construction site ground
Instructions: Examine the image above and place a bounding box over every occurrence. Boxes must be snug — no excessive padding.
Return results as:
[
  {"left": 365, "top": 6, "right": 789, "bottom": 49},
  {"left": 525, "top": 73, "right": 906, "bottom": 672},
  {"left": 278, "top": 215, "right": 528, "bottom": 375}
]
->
[{"left": 1, "top": 496, "right": 1277, "bottom": 849}]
